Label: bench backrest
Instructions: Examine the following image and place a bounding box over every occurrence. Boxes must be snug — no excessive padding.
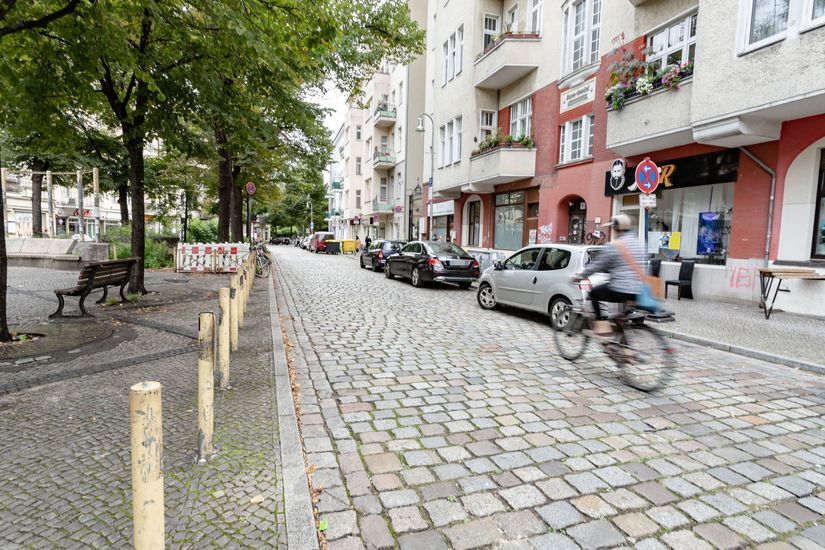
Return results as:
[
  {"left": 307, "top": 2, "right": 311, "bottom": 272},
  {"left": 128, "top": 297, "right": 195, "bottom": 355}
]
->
[{"left": 78, "top": 258, "right": 140, "bottom": 289}]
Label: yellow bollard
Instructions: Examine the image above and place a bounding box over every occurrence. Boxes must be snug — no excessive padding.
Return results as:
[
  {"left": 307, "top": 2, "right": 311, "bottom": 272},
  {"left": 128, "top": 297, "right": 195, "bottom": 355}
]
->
[
  {"left": 218, "top": 288, "right": 230, "bottom": 389},
  {"left": 130, "top": 381, "right": 165, "bottom": 550},
  {"left": 230, "top": 276, "right": 239, "bottom": 352},
  {"left": 197, "top": 312, "right": 215, "bottom": 460},
  {"left": 238, "top": 272, "right": 246, "bottom": 328}
]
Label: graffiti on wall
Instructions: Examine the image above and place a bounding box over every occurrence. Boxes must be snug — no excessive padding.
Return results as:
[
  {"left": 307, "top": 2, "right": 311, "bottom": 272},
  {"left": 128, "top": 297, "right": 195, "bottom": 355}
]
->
[
  {"left": 538, "top": 224, "right": 553, "bottom": 244},
  {"left": 728, "top": 265, "right": 758, "bottom": 289}
]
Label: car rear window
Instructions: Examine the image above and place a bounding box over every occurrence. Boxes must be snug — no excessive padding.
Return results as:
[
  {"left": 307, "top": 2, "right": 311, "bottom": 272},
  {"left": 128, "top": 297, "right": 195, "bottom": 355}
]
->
[
  {"left": 428, "top": 243, "right": 466, "bottom": 255},
  {"left": 585, "top": 248, "right": 604, "bottom": 266},
  {"left": 321, "top": 234, "right": 335, "bottom": 241},
  {"left": 383, "top": 242, "right": 404, "bottom": 252}
]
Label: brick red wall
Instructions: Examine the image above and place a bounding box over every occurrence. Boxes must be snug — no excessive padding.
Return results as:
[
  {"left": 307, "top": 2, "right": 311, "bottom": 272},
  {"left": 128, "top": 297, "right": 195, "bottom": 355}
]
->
[{"left": 730, "top": 142, "right": 778, "bottom": 260}]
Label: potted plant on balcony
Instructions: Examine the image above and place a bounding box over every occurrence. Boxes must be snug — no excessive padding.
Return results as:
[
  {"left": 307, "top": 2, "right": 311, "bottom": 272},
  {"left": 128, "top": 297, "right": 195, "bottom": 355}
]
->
[
  {"left": 504, "top": 134, "right": 515, "bottom": 147},
  {"left": 518, "top": 134, "right": 534, "bottom": 148}
]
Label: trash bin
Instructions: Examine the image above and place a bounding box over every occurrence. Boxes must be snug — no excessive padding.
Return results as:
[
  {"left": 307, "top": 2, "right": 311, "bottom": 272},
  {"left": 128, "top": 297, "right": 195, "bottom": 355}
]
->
[
  {"left": 325, "top": 240, "right": 341, "bottom": 255},
  {"left": 341, "top": 239, "right": 357, "bottom": 254}
]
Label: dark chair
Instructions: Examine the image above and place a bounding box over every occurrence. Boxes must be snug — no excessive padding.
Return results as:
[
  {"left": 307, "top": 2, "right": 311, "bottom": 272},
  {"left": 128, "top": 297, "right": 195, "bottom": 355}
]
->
[
  {"left": 665, "top": 260, "right": 695, "bottom": 300},
  {"left": 649, "top": 259, "right": 662, "bottom": 278}
]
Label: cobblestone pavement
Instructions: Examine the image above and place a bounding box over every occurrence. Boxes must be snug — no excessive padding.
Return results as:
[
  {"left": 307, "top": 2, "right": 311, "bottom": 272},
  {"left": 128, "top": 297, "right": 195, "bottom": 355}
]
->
[
  {"left": 0, "top": 269, "right": 287, "bottom": 549},
  {"left": 659, "top": 298, "right": 825, "bottom": 369},
  {"left": 272, "top": 246, "right": 825, "bottom": 550}
]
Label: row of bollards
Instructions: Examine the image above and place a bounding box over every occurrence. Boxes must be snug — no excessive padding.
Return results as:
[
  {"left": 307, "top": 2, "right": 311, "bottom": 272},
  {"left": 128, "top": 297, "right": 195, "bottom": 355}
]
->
[{"left": 129, "top": 253, "right": 258, "bottom": 550}]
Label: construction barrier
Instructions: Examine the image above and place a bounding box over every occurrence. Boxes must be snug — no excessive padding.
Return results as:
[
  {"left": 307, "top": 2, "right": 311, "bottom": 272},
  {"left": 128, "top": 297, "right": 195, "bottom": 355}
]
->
[{"left": 176, "top": 243, "right": 250, "bottom": 273}]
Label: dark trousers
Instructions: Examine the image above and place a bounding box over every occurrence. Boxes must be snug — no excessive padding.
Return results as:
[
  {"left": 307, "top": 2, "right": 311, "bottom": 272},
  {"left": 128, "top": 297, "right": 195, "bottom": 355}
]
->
[{"left": 590, "top": 284, "right": 635, "bottom": 320}]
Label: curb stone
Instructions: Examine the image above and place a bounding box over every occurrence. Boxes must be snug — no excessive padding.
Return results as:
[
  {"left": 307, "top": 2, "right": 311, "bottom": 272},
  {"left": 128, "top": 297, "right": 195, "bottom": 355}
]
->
[{"left": 267, "top": 273, "right": 320, "bottom": 550}]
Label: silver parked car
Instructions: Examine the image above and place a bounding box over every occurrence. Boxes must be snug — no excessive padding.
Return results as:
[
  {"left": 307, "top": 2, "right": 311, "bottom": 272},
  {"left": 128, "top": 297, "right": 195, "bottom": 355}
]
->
[{"left": 476, "top": 244, "right": 606, "bottom": 328}]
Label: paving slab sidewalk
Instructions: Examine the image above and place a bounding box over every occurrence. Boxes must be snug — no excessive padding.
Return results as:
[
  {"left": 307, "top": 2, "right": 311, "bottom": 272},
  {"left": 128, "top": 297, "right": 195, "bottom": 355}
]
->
[{"left": 0, "top": 269, "right": 288, "bottom": 549}]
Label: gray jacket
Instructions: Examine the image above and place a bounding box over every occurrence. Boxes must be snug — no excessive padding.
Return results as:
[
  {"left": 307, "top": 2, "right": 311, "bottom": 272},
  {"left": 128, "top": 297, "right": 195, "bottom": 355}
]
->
[{"left": 579, "top": 233, "right": 646, "bottom": 294}]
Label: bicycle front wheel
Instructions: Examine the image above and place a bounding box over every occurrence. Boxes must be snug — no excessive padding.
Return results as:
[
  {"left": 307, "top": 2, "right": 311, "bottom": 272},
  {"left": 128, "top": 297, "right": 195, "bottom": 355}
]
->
[
  {"left": 256, "top": 256, "right": 271, "bottom": 278},
  {"left": 616, "top": 324, "right": 673, "bottom": 391},
  {"left": 553, "top": 308, "right": 590, "bottom": 361}
]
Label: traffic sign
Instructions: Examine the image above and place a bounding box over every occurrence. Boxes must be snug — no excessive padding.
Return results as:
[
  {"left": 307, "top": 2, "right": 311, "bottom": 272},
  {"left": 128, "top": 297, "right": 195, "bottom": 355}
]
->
[
  {"left": 245, "top": 181, "right": 256, "bottom": 196},
  {"left": 640, "top": 193, "right": 657, "bottom": 209},
  {"left": 428, "top": 177, "right": 433, "bottom": 187},
  {"left": 634, "top": 158, "right": 660, "bottom": 195}
]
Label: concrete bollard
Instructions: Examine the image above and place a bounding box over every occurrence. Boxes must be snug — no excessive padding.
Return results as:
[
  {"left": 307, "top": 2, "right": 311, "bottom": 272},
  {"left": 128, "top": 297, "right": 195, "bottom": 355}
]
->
[
  {"left": 230, "top": 276, "right": 239, "bottom": 352},
  {"left": 197, "top": 313, "right": 215, "bottom": 460},
  {"left": 218, "top": 288, "right": 230, "bottom": 390},
  {"left": 130, "top": 381, "right": 165, "bottom": 550},
  {"left": 238, "top": 272, "right": 246, "bottom": 328}
]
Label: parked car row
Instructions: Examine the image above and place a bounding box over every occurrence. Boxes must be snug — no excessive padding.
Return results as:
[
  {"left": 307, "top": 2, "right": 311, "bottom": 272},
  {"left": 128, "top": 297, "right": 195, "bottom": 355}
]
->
[{"left": 296, "top": 231, "right": 338, "bottom": 253}]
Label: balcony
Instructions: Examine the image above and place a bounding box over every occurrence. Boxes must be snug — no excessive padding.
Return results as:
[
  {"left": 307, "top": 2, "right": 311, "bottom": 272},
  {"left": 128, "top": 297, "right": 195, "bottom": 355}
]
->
[
  {"left": 606, "top": 79, "right": 694, "bottom": 157},
  {"left": 474, "top": 33, "right": 541, "bottom": 90},
  {"left": 373, "top": 151, "right": 396, "bottom": 169},
  {"left": 330, "top": 181, "right": 344, "bottom": 191},
  {"left": 368, "top": 197, "right": 393, "bottom": 215},
  {"left": 468, "top": 145, "right": 536, "bottom": 192},
  {"left": 373, "top": 105, "right": 397, "bottom": 127}
]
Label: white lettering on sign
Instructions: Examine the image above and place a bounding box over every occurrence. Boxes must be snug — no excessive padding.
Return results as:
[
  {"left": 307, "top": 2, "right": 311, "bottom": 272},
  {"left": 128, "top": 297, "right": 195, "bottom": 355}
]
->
[
  {"left": 560, "top": 80, "right": 596, "bottom": 113},
  {"left": 427, "top": 200, "right": 455, "bottom": 217}
]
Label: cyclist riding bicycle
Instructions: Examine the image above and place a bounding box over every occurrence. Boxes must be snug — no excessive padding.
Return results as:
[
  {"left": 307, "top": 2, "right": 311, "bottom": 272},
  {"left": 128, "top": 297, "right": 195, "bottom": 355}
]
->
[{"left": 573, "top": 214, "right": 645, "bottom": 338}]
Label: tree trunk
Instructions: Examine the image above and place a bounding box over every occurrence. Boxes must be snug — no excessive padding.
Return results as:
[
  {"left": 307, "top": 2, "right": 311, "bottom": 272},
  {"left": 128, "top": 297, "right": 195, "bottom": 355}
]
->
[
  {"left": 118, "top": 181, "right": 130, "bottom": 225},
  {"left": 31, "top": 158, "right": 47, "bottom": 237},
  {"left": 215, "top": 127, "right": 232, "bottom": 242},
  {"left": 230, "top": 165, "right": 243, "bottom": 242},
  {"left": 126, "top": 136, "right": 147, "bottom": 294},
  {"left": 0, "top": 186, "right": 13, "bottom": 342}
]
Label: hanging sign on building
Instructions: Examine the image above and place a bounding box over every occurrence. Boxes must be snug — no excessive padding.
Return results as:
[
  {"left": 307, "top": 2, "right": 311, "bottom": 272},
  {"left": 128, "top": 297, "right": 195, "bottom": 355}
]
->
[
  {"left": 604, "top": 150, "right": 740, "bottom": 196},
  {"left": 560, "top": 79, "right": 596, "bottom": 113},
  {"left": 427, "top": 200, "right": 455, "bottom": 217}
]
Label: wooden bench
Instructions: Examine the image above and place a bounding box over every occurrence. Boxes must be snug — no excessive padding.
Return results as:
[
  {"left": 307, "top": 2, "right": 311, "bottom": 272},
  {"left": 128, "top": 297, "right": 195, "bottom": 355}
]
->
[
  {"left": 758, "top": 267, "right": 825, "bottom": 319},
  {"left": 50, "top": 258, "right": 141, "bottom": 318}
]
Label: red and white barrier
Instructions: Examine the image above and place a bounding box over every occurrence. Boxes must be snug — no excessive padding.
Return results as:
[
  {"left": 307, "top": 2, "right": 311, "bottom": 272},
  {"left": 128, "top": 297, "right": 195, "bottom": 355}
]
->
[{"left": 176, "top": 243, "right": 250, "bottom": 273}]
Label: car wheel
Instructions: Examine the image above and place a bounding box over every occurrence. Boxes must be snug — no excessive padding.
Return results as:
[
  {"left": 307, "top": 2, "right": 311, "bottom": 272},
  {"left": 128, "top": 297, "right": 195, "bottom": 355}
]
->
[
  {"left": 411, "top": 267, "right": 425, "bottom": 288},
  {"left": 477, "top": 283, "right": 498, "bottom": 309},
  {"left": 550, "top": 296, "right": 573, "bottom": 329},
  {"left": 372, "top": 259, "right": 381, "bottom": 273},
  {"left": 384, "top": 264, "right": 394, "bottom": 279},
  {"left": 359, "top": 256, "right": 366, "bottom": 269}
]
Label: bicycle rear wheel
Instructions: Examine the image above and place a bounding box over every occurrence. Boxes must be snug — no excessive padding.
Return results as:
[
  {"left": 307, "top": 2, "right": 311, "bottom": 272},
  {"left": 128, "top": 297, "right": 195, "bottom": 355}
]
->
[
  {"left": 554, "top": 308, "right": 590, "bottom": 360},
  {"left": 256, "top": 255, "right": 271, "bottom": 278},
  {"left": 615, "top": 325, "right": 673, "bottom": 391}
]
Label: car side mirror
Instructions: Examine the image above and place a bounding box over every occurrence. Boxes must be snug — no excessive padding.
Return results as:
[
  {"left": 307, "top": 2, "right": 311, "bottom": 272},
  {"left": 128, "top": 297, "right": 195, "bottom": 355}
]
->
[{"left": 494, "top": 260, "right": 503, "bottom": 270}]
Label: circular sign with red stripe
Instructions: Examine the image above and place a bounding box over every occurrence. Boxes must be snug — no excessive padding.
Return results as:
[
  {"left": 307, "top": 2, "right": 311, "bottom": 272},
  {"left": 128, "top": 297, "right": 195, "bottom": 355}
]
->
[
  {"left": 245, "top": 181, "right": 256, "bottom": 196},
  {"left": 634, "top": 158, "right": 660, "bottom": 195}
]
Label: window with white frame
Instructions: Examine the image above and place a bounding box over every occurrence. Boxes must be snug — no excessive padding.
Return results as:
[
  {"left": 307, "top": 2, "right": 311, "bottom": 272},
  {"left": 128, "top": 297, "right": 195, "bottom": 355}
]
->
[
  {"left": 559, "top": 115, "right": 594, "bottom": 164},
  {"left": 356, "top": 190, "right": 361, "bottom": 209},
  {"left": 443, "top": 26, "right": 464, "bottom": 83},
  {"left": 438, "top": 116, "right": 463, "bottom": 167},
  {"left": 380, "top": 135, "right": 388, "bottom": 153},
  {"left": 648, "top": 13, "right": 697, "bottom": 72},
  {"left": 506, "top": 5, "right": 519, "bottom": 32},
  {"left": 398, "top": 82, "right": 404, "bottom": 104},
  {"left": 509, "top": 98, "right": 532, "bottom": 138},
  {"left": 356, "top": 125, "right": 362, "bottom": 140},
  {"left": 454, "top": 117, "right": 463, "bottom": 162},
  {"left": 530, "top": 0, "right": 543, "bottom": 33},
  {"left": 811, "top": 0, "right": 825, "bottom": 24},
  {"left": 562, "top": 0, "right": 601, "bottom": 74},
  {"left": 356, "top": 157, "right": 362, "bottom": 176},
  {"left": 439, "top": 126, "right": 447, "bottom": 167},
  {"left": 447, "top": 120, "right": 454, "bottom": 166},
  {"left": 745, "top": 0, "right": 789, "bottom": 47},
  {"left": 380, "top": 177, "right": 388, "bottom": 202},
  {"left": 480, "top": 110, "right": 497, "bottom": 141},
  {"left": 397, "top": 127, "right": 402, "bottom": 153},
  {"left": 484, "top": 14, "right": 500, "bottom": 49}
]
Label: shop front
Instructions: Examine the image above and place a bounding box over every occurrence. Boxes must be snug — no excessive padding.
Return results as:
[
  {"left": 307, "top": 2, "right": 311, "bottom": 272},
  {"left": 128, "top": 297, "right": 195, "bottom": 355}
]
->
[{"left": 427, "top": 200, "right": 455, "bottom": 242}]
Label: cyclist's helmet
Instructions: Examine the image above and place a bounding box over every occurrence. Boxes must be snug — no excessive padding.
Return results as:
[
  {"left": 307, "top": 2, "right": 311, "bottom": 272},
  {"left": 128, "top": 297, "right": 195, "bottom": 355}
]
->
[{"left": 607, "top": 214, "right": 633, "bottom": 232}]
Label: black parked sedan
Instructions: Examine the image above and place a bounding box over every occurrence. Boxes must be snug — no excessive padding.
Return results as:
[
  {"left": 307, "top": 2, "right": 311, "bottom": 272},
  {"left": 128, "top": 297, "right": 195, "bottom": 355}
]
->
[
  {"left": 385, "top": 241, "right": 480, "bottom": 288},
  {"left": 360, "top": 240, "right": 405, "bottom": 272}
]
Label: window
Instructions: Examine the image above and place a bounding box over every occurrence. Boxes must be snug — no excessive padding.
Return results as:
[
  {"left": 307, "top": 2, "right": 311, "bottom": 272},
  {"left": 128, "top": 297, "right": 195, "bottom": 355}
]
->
[
  {"left": 397, "top": 127, "right": 402, "bottom": 153},
  {"left": 746, "top": 0, "right": 789, "bottom": 46},
  {"left": 559, "top": 115, "right": 594, "bottom": 164},
  {"left": 355, "top": 157, "right": 362, "bottom": 176},
  {"left": 401, "top": 242, "right": 421, "bottom": 254},
  {"left": 439, "top": 126, "right": 447, "bottom": 167},
  {"left": 356, "top": 125, "right": 362, "bottom": 140},
  {"left": 813, "top": 150, "right": 825, "bottom": 258},
  {"left": 648, "top": 13, "right": 697, "bottom": 72},
  {"left": 495, "top": 192, "right": 526, "bottom": 250},
  {"left": 480, "top": 110, "right": 497, "bottom": 141},
  {"left": 504, "top": 247, "right": 541, "bottom": 270},
  {"left": 812, "top": 0, "right": 825, "bottom": 23},
  {"left": 539, "top": 248, "right": 572, "bottom": 271},
  {"left": 443, "top": 26, "right": 464, "bottom": 83},
  {"left": 530, "top": 0, "right": 543, "bottom": 33},
  {"left": 484, "top": 14, "right": 500, "bottom": 49},
  {"left": 380, "top": 177, "right": 388, "bottom": 202},
  {"left": 399, "top": 82, "right": 404, "bottom": 104},
  {"left": 355, "top": 190, "right": 361, "bottom": 209},
  {"left": 506, "top": 5, "right": 519, "bottom": 32},
  {"left": 439, "top": 116, "right": 463, "bottom": 166},
  {"left": 454, "top": 117, "right": 463, "bottom": 162},
  {"left": 562, "top": 0, "right": 601, "bottom": 74},
  {"left": 468, "top": 200, "right": 481, "bottom": 247},
  {"left": 510, "top": 98, "right": 532, "bottom": 139},
  {"left": 380, "top": 135, "right": 388, "bottom": 153}
]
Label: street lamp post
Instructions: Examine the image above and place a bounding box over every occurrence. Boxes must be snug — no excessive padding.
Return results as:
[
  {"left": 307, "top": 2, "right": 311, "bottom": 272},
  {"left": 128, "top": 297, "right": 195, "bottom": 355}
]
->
[{"left": 416, "top": 113, "right": 434, "bottom": 240}]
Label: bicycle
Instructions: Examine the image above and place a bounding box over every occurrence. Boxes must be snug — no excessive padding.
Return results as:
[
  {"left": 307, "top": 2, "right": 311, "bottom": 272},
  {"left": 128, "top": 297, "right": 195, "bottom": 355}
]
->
[
  {"left": 252, "top": 241, "right": 271, "bottom": 278},
  {"left": 553, "top": 304, "right": 674, "bottom": 391}
]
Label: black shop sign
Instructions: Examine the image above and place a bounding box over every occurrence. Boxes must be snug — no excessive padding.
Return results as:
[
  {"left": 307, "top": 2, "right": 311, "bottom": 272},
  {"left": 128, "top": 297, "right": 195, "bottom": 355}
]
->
[{"left": 604, "top": 150, "right": 740, "bottom": 196}]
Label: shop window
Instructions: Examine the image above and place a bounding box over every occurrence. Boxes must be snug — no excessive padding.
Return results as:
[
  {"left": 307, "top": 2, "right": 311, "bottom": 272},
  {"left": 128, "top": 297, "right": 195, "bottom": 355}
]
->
[
  {"left": 812, "top": 150, "right": 825, "bottom": 258},
  {"left": 647, "top": 181, "right": 734, "bottom": 265},
  {"left": 495, "top": 191, "right": 525, "bottom": 250}
]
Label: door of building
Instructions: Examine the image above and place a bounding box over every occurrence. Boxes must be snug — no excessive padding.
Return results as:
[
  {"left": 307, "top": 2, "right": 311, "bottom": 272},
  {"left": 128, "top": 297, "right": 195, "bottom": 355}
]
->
[
  {"left": 568, "top": 200, "right": 587, "bottom": 245},
  {"left": 525, "top": 202, "right": 539, "bottom": 246}
]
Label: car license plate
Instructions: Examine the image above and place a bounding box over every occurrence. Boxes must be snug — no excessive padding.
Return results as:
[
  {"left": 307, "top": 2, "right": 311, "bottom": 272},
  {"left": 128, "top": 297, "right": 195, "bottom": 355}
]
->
[{"left": 447, "top": 260, "right": 470, "bottom": 268}]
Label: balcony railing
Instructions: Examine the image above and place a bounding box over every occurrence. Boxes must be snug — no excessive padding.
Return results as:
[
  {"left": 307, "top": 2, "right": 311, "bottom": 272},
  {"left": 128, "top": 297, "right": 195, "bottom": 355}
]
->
[
  {"left": 468, "top": 144, "right": 536, "bottom": 192},
  {"left": 370, "top": 196, "right": 393, "bottom": 214},
  {"left": 373, "top": 151, "right": 396, "bottom": 168},
  {"left": 373, "top": 104, "right": 397, "bottom": 127},
  {"left": 330, "top": 181, "right": 344, "bottom": 191},
  {"left": 474, "top": 32, "right": 541, "bottom": 90}
]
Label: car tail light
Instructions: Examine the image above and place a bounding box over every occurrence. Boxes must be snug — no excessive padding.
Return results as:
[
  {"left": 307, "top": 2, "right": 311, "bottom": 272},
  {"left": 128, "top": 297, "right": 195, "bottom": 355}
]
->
[
  {"left": 578, "top": 277, "right": 593, "bottom": 291},
  {"left": 378, "top": 249, "right": 383, "bottom": 260},
  {"left": 428, "top": 257, "right": 442, "bottom": 268},
  {"left": 472, "top": 260, "right": 479, "bottom": 269}
]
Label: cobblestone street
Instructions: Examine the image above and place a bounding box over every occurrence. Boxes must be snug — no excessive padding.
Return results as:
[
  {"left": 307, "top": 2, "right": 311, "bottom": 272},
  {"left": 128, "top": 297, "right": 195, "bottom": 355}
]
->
[
  {"left": 272, "top": 246, "right": 825, "bottom": 550},
  {"left": 0, "top": 269, "right": 286, "bottom": 549}
]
